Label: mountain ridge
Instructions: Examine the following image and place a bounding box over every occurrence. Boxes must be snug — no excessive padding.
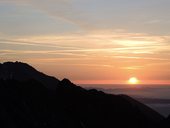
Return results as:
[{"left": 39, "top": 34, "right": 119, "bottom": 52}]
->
[
  {"left": 0, "top": 61, "right": 169, "bottom": 128},
  {"left": 0, "top": 61, "right": 60, "bottom": 90}
]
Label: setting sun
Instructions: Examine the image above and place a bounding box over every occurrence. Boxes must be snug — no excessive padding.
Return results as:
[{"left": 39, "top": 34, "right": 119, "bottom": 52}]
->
[{"left": 128, "top": 77, "right": 139, "bottom": 84}]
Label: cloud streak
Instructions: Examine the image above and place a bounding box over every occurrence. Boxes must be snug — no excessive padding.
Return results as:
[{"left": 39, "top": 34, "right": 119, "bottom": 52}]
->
[
  {"left": 1, "top": 0, "right": 170, "bottom": 82},
  {"left": 3, "top": 0, "right": 170, "bottom": 34},
  {"left": 0, "top": 0, "right": 92, "bottom": 29}
]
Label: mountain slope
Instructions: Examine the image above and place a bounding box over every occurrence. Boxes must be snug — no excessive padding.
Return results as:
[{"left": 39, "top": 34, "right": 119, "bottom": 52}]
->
[
  {"left": 0, "top": 62, "right": 168, "bottom": 128},
  {"left": 0, "top": 62, "right": 59, "bottom": 90}
]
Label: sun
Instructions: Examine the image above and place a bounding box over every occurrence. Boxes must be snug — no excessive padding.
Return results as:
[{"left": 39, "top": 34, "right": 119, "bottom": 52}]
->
[{"left": 128, "top": 77, "right": 139, "bottom": 84}]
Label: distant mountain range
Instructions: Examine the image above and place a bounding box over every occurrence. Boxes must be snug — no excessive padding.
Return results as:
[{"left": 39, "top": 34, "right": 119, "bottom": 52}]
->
[{"left": 0, "top": 61, "right": 170, "bottom": 128}]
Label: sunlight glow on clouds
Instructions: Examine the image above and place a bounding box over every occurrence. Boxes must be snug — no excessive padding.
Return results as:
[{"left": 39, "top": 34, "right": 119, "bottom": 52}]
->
[{"left": 0, "top": 0, "right": 170, "bottom": 83}]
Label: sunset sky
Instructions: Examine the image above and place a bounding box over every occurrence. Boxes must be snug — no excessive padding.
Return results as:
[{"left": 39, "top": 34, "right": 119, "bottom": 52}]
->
[{"left": 1, "top": 0, "right": 170, "bottom": 84}]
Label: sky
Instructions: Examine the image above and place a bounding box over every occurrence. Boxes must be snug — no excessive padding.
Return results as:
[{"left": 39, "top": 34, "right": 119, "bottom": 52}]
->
[{"left": 0, "top": 0, "right": 170, "bottom": 84}]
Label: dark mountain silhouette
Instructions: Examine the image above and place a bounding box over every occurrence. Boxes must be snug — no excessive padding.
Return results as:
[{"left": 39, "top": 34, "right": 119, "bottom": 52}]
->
[
  {"left": 0, "top": 61, "right": 169, "bottom": 128},
  {"left": 0, "top": 62, "right": 59, "bottom": 90}
]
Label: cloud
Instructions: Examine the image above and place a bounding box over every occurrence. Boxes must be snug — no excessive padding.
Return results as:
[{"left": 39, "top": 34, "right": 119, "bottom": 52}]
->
[
  {"left": 1, "top": 0, "right": 170, "bottom": 34},
  {"left": 145, "top": 20, "right": 162, "bottom": 24},
  {"left": 1, "top": 31, "right": 170, "bottom": 54},
  {"left": 1, "top": 0, "right": 170, "bottom": 82},
  {"left": 0, "top": 39, "right": 82, "bottom": 50},
  {"left": 120, "top": 66, "right": 144, "bottom": 70},
  {"left": 0, "top": 0, "right": 94, "bottom": 29},
  {"left": 1, "top": 32, "right": 170, "bottom": 79}
]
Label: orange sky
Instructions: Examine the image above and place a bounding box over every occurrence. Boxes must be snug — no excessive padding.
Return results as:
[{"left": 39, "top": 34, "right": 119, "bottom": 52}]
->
[{"left": 1, "top": 0, "right": 170, "bottom": 84}]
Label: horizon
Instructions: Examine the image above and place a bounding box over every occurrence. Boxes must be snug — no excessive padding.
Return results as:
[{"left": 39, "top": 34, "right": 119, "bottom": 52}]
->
[
  {"left": 1, "top": 61, "right": 170, "bottom": 118},
  {"left": 1, "top": 0, "right": 170, "bottom": 84},
  {"left": 2, "top": 61, "right": 170, "bottom": 85}
]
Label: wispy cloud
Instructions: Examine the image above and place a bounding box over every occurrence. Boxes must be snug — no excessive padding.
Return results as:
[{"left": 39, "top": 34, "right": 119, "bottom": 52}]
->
[
  {"left": 120, "top": 66, "right": 144, "bottom": 70},
  {"left": 1, "top": 32, "right": 170, "bottom": 59},
  {"left": 0, "top": 39, "right": 82, "bottom": 50},
  {"left": 3, "top": 0, "right": 170, "bottom": 34},
  {"left": 1, "top": 0, "right": 170, "bottom": 82},
  {"left": 0, "top": 0, "right": 92, "bottom": 29}
]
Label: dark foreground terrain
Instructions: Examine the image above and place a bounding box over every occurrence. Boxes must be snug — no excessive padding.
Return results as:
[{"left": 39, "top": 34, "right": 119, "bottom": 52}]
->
[{"left": 0, "top": 62, "right": 170, "bottom": 128}]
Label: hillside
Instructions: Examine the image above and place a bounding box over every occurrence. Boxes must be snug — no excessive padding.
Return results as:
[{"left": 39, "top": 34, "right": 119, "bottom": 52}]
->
[{"left": 0, "top": 62, "right": 168, "bottom": 128}]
